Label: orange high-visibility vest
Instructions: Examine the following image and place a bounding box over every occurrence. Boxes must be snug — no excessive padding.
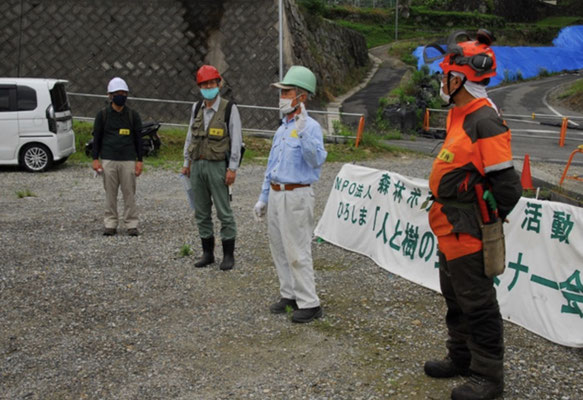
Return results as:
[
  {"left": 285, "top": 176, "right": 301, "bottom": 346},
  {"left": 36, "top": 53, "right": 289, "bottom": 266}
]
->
[{"left": 428, "top": 97, "right": 513, "bottom": 241}]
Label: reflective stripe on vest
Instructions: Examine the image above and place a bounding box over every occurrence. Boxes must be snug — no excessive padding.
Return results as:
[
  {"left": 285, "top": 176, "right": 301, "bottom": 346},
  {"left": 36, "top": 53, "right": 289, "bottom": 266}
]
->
[{"left": 428, "top": 97, "right": 512, "bottom": 238}]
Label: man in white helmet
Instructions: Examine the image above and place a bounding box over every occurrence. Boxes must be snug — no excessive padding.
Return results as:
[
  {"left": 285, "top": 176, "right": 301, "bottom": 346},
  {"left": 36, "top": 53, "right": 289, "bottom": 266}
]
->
[
  {"left": 254, "top": 66, "right": 328, "bottom": 323},
  {"left": 92, "top": 77, "right": 143, "bottom": 236}
]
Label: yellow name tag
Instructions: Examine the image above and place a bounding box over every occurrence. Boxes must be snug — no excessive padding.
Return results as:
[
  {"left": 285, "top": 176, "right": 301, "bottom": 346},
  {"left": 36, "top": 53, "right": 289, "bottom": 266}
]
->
[
  {"left": 437, "top": 148, "right": 454, "bottom": 163},
  {"left": 290, "top": 129, "right": 298, "bottom": 138},
  {"left": 209, "top": 128, "right": 224, "bottom": 137},
  {"left": 119, "top": 129, "right": 130, "bottom": 136}
]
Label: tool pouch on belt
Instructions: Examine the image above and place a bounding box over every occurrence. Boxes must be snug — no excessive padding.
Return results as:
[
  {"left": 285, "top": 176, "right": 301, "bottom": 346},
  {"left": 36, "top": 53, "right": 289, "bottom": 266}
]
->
[{"left": 480, "top": 218, "right": 506, "bottom": 278}]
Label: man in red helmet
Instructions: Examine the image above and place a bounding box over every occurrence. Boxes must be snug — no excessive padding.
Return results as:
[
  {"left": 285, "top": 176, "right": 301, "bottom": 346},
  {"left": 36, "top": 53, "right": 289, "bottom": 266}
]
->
[
  {"left": 182, "top": 65, "right": 243, "bottom": 271},
  {"left": 423, "top": 30, "right": 522, "bottom": 400}
]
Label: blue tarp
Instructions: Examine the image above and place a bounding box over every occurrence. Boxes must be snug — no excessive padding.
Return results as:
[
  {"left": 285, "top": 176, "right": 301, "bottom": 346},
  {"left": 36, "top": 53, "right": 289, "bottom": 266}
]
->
[{"left": 413, "top": 25, "right": 583, "bottom": 87}]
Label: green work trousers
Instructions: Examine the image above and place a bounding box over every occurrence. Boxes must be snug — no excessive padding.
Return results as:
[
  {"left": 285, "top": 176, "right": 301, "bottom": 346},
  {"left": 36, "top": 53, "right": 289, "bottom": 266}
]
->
[{"left": 190, "top": 159, "right": 236, "bottom": 240}]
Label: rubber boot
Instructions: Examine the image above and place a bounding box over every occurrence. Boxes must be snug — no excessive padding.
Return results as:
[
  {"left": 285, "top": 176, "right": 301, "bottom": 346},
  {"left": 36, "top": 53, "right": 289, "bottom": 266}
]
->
[
  {"left": 219, "top": 238, "right": 235, "bottom": 271},
  {"left": 424, "top": 356, "right": 470, "bottom": 378},
  {"left": 195, "top": 237, "right": 215, "bottom": 268}
]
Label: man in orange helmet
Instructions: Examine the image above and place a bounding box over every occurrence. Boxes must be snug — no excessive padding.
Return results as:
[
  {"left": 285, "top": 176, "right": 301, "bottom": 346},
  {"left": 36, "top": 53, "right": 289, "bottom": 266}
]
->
[
  {"left": 422, "top": 30, "right": 522, "bottom": 400},
  {"left": 182, "top": 65, "right": 242, "bottom": 271}
]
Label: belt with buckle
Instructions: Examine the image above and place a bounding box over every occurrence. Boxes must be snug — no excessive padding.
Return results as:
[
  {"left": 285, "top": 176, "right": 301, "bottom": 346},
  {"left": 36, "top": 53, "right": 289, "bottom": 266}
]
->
[{"left": 270, "top": 183, "right": 310, "bottom": 192}]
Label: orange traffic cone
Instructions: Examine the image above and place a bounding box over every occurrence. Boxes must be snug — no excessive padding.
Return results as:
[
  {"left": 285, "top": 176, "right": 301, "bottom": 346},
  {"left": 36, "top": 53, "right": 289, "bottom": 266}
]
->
[{"left": 521, "top": 154, "right": 534, "bottom": 190}]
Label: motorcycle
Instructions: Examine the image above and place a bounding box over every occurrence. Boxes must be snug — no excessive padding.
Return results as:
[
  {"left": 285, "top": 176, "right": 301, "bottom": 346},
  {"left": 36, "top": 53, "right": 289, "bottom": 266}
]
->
[{"left": 85, "top": 122, "right": 162, "bottom": 157}]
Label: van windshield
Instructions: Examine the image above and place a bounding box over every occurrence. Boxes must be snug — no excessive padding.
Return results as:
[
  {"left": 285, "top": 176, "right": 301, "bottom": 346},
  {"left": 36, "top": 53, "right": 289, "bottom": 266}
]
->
[{"left": 50, "top": 83, "right": 70, "bottom": 112}]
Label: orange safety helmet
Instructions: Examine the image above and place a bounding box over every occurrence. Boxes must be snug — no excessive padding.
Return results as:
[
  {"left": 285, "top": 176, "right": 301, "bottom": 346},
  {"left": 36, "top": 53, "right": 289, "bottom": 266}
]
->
[
  {"left": 424, "top": 29, "right": 497, "bottom": 83},
  {"left": 196, "top": 65, "right": 221, "bottom": 85}
]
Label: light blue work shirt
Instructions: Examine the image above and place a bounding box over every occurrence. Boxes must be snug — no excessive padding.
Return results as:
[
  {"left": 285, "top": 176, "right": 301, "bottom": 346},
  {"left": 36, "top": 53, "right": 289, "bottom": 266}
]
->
[{"left": 259, "top": 114, "right": 327, "bottom": 203}]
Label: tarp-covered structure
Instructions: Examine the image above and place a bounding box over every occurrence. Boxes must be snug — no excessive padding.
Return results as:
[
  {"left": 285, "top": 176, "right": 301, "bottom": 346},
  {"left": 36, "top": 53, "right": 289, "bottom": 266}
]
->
[{"left": 413, "top": 25, "right": 583, "bottom": 87}]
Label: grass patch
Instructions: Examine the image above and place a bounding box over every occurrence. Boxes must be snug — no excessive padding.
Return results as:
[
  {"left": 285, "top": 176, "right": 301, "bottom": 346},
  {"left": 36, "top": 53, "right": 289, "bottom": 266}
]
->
[
  {"left": 536, "top": 16, "right": 582, "bottom": 27},
  {"left": 179, "top": 244, "right": 193, "bottom": 258},
  {"left": 325, "top": 131, "right": 410, "bottom": 163},
  {"left": 70, "top": 120, "right": 189, "bottom": 169},
  {"left": 16, "top": 189, "right": 36, "bottom": 198},
  {"left": 335, "top": 20, "right": 396, "bottom": 49},
  {"left": 555, "top": 78, "right": 583, "bottom": 114},
  {"left": 387, "top": 40, "right": 426, "bottom": 66},
  {"left": 71, "top": 120, "right": 411, "bottom": 170},
  {"left": 313, "top": 258, "right": 349, "bottom": 272},
  {"left": 312, "top": 318, "right": 343, "bottom": 335},
  {"left": 558, "top": 78, "right": 583, "bottom": 99}
]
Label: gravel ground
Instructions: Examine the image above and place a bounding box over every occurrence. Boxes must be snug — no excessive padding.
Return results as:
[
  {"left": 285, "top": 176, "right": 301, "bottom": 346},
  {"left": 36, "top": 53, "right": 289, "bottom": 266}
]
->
[{"left": 1, "top": 155, "right": 582, "bottom": 400}]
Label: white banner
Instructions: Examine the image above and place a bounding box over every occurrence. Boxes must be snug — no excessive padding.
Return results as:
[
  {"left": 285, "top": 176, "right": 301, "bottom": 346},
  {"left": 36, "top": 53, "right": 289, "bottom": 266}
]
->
[{"left": 315, "top": 164, "right": 583, "bottom": 348}]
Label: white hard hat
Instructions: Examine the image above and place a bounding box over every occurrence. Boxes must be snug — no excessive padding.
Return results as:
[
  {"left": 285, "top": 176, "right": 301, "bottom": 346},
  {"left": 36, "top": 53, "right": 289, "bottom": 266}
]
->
[{"left": 107, "top": 77, "right": 129, "bottom": 93}]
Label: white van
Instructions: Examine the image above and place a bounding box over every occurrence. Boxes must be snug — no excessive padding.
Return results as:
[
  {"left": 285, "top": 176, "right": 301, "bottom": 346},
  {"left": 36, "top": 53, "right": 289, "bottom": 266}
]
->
[{"left": 0, "top": 78, "right": 75, "bottom": 172}]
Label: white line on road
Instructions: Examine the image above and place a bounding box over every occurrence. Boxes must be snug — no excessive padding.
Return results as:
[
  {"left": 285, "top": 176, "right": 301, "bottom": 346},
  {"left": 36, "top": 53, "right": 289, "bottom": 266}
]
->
[
  {"left": 512, "top": 128, "right": 583, "bottom": 136},
  {"left": 543, "top": 87, "right": 580, "bottom": 127},
  {"left": 512, "top": 129, "right": 560, "bottom": 133}
]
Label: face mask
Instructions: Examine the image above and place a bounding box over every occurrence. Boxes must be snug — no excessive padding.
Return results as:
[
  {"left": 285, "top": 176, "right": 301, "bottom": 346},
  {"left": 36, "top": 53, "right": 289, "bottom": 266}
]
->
[
  {"left": 439, "top": 81, "right": 450, "bottom": 104},
  {"left": 279, "top": 95, "right": 300, "bottom": 114},
  {"left": 112, "top": 94, "right": 127, "bottom": 107},
  {"left": 201, "top": 87, "right": 219, "bottom": 100}
]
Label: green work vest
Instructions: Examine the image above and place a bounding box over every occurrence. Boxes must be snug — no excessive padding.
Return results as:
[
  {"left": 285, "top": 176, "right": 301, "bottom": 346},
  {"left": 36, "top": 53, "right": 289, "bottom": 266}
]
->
[{"left": 188, "top": 98, "right": 231, "bottom": 161}]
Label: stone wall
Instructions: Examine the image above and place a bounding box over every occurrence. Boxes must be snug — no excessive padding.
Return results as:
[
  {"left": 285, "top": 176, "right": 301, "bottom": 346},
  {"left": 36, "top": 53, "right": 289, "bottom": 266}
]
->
[{"left": 0, "top": 0, "right": 368, "bottom": 130}]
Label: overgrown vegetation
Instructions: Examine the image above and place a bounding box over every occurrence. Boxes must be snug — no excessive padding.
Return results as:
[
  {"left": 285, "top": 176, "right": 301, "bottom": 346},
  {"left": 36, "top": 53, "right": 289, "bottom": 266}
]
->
[
  {"left": 314, "top": 1, "right": 580, "bottom": 134},
  {"left": 376, "top": 65, "right": 444, "bottom": 133},
  {"left": 305, "top": 1, "right": 579, "bottom": 53}
]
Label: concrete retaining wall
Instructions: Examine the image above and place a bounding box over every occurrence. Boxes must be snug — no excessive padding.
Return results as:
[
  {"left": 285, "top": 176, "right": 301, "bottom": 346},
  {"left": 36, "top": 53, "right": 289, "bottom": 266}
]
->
[{"left": 0, "top": 0, "right": 368, "bottom": 130}]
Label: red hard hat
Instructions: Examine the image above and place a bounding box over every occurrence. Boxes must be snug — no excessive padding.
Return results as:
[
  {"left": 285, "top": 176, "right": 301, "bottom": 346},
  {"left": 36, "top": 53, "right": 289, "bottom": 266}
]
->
[
  {"left": 196, "top": 65, "right": 221, "bottom": 85},
  {"left": 424, "top": 30, "right": 497, "bottom": 83}
]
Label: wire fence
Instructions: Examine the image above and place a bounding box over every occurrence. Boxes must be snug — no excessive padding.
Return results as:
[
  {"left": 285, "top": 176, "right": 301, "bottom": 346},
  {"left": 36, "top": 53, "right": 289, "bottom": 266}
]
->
[
  {"left": 423, "top": 107, "right": 583, "bottom": 143},
  {"left": 324, "top": 0, "right": 396, "bottom": 7},
  {"left": 69, "top": 93, "right": 365, "bottom": 141}
]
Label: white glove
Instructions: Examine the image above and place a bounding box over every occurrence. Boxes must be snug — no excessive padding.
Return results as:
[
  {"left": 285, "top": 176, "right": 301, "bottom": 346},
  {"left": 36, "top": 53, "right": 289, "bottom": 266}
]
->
[
  {"left": 254, "top": 200, "right": 267, "bottom": 221},
  {"left": 295, "top": 102, "right": 308, "bottom": 134}
]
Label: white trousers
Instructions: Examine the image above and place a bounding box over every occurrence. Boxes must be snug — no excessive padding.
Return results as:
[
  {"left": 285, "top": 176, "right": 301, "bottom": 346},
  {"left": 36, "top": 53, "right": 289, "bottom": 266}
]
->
[{"left": 267, "top": 186, "right": 320, "bottom": 309}]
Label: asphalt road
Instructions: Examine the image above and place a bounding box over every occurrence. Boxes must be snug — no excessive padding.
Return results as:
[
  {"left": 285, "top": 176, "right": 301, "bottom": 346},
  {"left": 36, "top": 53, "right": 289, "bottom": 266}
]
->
[
  {"left": 378, "top": 72, "right": 583, "bottom": 166},
  {"left": 489, "top": 72, "right": 583, "bottom": 164},
  {"left": 340, "top": 61, "right": 583, "bottom": 198},
  {"left": 340, "top": 45, "right": 408, "bottom": 127}
]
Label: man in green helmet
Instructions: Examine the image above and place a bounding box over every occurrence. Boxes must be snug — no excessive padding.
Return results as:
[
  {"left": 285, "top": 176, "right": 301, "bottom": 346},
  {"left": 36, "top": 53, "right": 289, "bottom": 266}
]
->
[{"left": 254, "top": 66, "right": 328, "bottom": 323}]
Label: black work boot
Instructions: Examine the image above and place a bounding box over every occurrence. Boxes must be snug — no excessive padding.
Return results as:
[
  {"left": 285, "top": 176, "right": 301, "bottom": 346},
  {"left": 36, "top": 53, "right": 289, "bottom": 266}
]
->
[
  {"left": 195, "top": 237, "right": 215, "bottom": 268},
  {"left": 292, "top": 306, "right": 323, "bottom": 323},
  {"left": 219, "top": 238, "right": 235, "bottom": 271},
  {"left": 269, "top": 298, "right": 298, "bottom": 314},
  {"left": 451, "top": 373, "right": 504, "bottom": 400},
  {"left": 424, "top": 356, "right": 470, "bottom": 378}
]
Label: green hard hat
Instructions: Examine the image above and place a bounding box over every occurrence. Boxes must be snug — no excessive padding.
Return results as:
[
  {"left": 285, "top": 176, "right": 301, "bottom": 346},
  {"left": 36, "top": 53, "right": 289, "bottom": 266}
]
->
[{"left": 272, "top": 65, "right": 317, "bottom": 94}]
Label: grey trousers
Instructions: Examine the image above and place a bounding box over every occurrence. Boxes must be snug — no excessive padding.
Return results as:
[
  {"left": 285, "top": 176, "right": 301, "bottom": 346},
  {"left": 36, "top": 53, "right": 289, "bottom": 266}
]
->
[
  {"left": 267, "top": 186, "right": 320, "bottom": 309},
  {"left": 102, "top": 160, "right": 138, "bottom": 229}
]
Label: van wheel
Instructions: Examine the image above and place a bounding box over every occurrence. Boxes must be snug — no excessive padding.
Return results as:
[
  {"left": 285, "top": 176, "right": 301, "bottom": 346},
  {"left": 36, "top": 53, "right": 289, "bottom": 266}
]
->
[{"left": 20, "top": 144, "right": 53, "bottom": 172}]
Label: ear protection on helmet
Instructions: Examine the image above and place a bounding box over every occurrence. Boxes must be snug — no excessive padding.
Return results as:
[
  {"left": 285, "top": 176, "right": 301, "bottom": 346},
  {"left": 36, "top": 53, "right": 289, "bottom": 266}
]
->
[{"left": 423, "top": 29, "right": 497, "bottom": 83}]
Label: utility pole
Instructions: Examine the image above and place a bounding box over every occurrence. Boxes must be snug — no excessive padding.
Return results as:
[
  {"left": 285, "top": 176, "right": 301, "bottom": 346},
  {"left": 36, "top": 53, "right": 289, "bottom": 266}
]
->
[
  {"left": 17, "top": 0, "right": 24, "bottom": 77},
  {"left": 278, "top": 0, "right": 283, "bottom": 82},
  {"left": 395, "top": 0, "right": 399, "bottom": 41}
]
